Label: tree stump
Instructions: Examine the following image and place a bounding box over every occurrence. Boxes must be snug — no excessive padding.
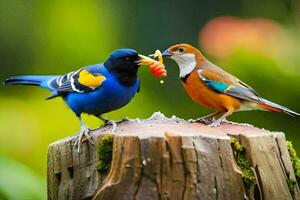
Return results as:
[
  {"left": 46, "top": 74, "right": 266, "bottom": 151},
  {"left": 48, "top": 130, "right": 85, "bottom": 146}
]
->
[{"left": 47, "top": 112, "right": 300, "bottom": 200}]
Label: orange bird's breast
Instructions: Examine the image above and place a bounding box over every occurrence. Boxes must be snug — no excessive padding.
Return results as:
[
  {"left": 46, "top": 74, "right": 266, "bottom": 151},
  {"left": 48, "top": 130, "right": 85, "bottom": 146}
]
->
[{"left": 182, "top": 70, "right": 241, "bottom": 112}]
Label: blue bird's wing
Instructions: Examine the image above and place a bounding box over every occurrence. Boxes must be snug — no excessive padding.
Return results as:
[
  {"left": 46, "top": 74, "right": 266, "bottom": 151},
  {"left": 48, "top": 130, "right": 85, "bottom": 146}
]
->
[
  {"left": 47, "top": 66, "right": 106, "bottom": 99},
  {"left": 197, "top": 69, "right": 262, "bottom": 103}
]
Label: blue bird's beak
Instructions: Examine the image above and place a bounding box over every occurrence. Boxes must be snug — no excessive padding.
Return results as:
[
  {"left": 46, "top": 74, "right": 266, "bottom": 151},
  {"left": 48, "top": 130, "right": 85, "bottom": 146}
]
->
[{"left": 162, "top": 49, "right": 173, "bottom": 57}]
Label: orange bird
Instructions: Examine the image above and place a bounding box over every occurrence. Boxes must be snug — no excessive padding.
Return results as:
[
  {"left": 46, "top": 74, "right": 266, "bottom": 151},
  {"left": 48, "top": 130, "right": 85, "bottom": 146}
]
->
[{"left": 162, "top": 44, "right": 299, "bottom": 126}]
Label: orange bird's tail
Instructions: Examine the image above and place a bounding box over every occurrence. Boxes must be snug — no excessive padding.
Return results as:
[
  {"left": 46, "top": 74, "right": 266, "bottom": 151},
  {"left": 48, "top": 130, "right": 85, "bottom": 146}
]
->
[{"left": 257, "top": 99, "right": 299, "bottom": 117}]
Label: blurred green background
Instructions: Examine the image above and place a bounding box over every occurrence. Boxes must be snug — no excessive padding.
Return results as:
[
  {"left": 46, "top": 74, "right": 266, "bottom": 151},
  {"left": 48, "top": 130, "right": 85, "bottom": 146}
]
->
[{"left": 1, "top": 0, "right": 300, "bottom": 199}]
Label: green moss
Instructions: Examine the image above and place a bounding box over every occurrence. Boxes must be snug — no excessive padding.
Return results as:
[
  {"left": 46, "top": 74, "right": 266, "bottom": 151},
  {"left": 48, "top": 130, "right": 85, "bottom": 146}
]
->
[
  {"left": 97, "top": 134, "right": 113, "bottom": 174},
  {"left": 286, "top": 141, "right": 300, "bottom": 184},
  {"left": 230, "top": 137, "right": 256, "bottom": 189},
  {"left": 287, "top": 178, "right": 296, "bottom": 192}
]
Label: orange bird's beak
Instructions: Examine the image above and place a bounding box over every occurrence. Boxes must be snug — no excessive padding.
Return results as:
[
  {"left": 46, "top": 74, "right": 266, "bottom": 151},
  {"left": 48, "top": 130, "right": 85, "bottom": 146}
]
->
[{"left": 162, "top": 49, "right": 173, "bottom": 57}]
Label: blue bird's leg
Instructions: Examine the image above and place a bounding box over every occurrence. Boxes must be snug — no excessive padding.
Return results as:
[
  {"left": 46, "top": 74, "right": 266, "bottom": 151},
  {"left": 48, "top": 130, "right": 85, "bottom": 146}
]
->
[
  {"left": 74, "top": 116, "right": 94, "bottom": 153},
  {"left": 98, "top": 115, "right": 117, "bottom": 133}
]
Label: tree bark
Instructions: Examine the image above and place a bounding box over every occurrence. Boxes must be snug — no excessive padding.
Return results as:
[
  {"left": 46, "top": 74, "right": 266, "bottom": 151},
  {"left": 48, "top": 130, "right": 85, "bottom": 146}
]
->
[{"left": 47, "top": 112, "right": 300, "bottom": 200}]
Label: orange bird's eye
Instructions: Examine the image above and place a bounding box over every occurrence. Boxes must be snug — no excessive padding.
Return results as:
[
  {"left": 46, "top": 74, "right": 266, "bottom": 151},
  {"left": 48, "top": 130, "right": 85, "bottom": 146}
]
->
[{"left": 179, "top": 47, "right": 184, "bottom": 52}]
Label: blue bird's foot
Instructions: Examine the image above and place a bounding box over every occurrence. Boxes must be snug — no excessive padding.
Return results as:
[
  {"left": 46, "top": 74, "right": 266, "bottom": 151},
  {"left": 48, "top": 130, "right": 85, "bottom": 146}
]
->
[
  {"left": 105, "top": 120, "right": 117, "bottom": 133},
  {"left": 74, "top": 125, "right": 94, "bottom": 153},
  {"left": 98, "top": 116, "right": 117, "bottom": 133}
]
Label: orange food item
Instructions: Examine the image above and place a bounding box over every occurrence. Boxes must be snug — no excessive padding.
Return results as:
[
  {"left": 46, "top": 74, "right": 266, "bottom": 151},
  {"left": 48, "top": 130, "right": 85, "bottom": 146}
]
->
[{"left": 149, "top": 50, "right": 167, "bottom": 77}]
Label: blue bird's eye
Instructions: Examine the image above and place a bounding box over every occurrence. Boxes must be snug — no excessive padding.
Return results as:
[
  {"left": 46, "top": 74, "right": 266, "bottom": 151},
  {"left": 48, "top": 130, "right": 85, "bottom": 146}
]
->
[{"left": 125, "top": 57, "right": 131, "bottom": 61}]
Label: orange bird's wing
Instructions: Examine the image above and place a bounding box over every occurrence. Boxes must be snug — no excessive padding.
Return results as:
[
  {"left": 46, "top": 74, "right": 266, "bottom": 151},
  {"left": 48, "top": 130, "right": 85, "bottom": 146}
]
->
[
  {"left": 197, "top": 62, "right": 299, "bottom": 116},
  {"left": 199, "top": 62, "right": 262, "bottom": 103}
]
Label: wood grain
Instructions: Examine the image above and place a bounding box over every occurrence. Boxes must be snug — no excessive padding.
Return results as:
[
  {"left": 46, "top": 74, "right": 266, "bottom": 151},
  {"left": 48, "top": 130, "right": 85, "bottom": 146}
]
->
[{"left": 47, "top": 112, "right": 300, "bottom": 200}]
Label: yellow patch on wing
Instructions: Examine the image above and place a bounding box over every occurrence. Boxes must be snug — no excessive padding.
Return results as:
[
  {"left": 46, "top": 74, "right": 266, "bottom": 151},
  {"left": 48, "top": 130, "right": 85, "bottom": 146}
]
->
[{"left": 78, "top": 70, "right": 106, "bottom": 88}]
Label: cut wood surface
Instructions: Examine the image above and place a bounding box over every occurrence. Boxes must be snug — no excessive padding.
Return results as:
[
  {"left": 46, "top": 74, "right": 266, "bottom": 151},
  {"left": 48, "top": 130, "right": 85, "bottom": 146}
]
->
[{"left": 47, "top": 112, "right": 300, "bottom": 200}]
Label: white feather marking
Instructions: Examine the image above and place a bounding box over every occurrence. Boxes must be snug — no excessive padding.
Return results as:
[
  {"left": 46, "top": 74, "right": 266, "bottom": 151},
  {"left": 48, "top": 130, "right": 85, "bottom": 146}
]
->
[
  {"left": 171, "top": 53, "right": 196, "bottom": 78},
  {"left": 197, "top": 69, "right": 206, "bottom": 81},
  {"left": 67, "top": 72, "right": 72, "bottom": 80},
  {"left": 58, "top": 76, "right": 63, "bottom": 86},
  {"left": 70, "top": 69, "right": 82, "bottom": 93}
]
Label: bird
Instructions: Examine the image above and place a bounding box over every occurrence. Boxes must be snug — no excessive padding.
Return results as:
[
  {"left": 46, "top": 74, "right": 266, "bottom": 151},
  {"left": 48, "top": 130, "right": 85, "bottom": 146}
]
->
[
  {"left": 3, "top": 48, "right": 162, "bottom": 152},
  {"left": 161, "top": 43, "right": 299, "bottom": 126}
]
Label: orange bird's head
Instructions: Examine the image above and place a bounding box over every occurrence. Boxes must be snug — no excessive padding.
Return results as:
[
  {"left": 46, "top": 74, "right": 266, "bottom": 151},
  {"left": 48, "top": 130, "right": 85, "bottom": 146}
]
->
[{"left": 162, "top": 44, "right": 206, "bottom": 78}]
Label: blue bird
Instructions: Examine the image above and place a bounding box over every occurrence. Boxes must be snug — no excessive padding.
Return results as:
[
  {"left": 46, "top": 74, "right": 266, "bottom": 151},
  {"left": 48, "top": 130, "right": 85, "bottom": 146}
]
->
[{"left": 3, "top": 48, "right": 155, "bottom": 152}]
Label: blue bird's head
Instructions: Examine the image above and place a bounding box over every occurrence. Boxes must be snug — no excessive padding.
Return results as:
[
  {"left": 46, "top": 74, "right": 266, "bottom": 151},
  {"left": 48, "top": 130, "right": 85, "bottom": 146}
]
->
[{"left": 104, "top": 48, "right": 153, "bottom": 86}]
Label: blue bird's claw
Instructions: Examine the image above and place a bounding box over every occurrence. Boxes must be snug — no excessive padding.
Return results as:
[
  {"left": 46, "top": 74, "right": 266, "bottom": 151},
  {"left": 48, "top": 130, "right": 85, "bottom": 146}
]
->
[
  {"left": 104, "top": 120, "right": 117, "bottom": 133},
  {"left": 74, "top": 123, "right": 94, "bottom": 153},
  {"left": 98, "top": 116, "right": 117, "bottom": 133}
]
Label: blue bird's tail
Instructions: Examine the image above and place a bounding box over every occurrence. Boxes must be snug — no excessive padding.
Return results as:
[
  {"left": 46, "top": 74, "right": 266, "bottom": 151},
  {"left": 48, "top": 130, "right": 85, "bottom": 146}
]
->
[{"left": 3, "top": 75, "right": 56, "bottom": 89}]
